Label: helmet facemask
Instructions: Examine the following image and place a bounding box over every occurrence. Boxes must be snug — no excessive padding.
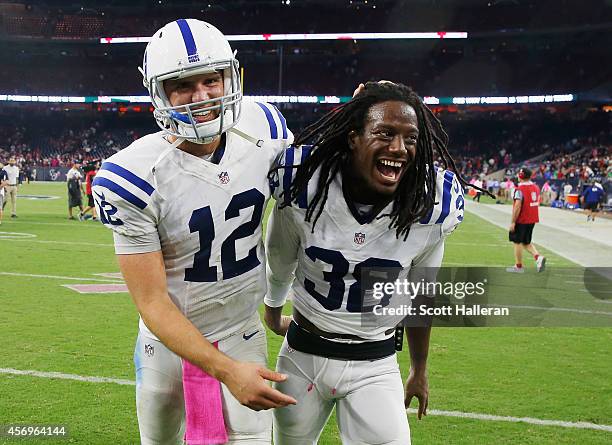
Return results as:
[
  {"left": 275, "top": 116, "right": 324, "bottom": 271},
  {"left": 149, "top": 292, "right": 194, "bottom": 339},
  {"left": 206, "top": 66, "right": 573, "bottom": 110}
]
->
[{"left": 148, "top": 59, "right": 241, "bottom": 145}]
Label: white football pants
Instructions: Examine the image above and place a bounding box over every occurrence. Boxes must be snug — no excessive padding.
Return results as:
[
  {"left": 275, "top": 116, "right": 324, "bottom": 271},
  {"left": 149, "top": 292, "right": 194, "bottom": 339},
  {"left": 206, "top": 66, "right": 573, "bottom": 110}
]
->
[
  {"left": 134, "top": 313, "right": 271, "bottom": 445},
  {"left": 273, "top": 339, "right": 411, "bottom": 445}
]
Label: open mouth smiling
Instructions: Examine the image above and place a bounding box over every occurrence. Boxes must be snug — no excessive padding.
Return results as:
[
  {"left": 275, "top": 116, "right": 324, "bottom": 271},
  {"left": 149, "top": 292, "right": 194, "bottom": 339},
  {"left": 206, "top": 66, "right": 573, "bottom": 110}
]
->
[
  {"left": 375, "top": 158, "right": 407, "bottom": 182},
  {"left": 192, "top": 108, "right": 216, "bottom": 123}
]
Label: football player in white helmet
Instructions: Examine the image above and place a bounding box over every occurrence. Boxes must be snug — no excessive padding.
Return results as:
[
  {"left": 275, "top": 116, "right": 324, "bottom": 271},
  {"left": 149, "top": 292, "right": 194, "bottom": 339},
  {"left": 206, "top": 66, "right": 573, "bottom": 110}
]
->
[
  {"left": 93, "top": 19, "right": 297, "bottom": 444},
  {"left": 265, "top": 82, "right": 466, "bottom": 444}
]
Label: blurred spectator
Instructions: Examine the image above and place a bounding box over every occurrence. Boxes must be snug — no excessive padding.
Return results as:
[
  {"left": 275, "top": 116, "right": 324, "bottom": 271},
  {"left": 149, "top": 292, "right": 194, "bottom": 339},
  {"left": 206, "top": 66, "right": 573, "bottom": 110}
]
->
[
  {"left": 563, "top": 183, "right": 573, "bottom": 201},
  {"left": 80, "top": 160, "right": 99, "bottom": 221},
  {"left": 66, "top": 160, "right": 84, "bottom": 220},
  {"left": 0, "top": 162, "right": 7, "bottom": 224},
  {"left": 2, "top": 157, "right": 19, "bottom": 217},
  {"left": 541, "top": 181, "right": 553, "bottom": 205},
  {"left": 580, "top": 182, "right": 605, "bottom": 222}
]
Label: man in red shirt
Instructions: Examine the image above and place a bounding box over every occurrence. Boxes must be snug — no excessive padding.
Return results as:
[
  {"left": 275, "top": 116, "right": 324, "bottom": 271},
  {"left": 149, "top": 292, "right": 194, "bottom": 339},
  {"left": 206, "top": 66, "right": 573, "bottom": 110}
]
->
[
  {"left": 507, "top": 167, "right": 546, "bottom": 273},
  {"left": 79, "top": 160, "right": 99, "bottom": 221}
]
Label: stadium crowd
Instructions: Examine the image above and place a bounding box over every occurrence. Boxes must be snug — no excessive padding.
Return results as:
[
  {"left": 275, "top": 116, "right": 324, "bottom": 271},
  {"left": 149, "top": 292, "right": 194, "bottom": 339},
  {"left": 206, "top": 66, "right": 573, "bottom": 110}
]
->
[
  {"left": 525, "top": 144, "right": 611, "bottom": 182},
  {"left": 0, "top": 113, "right": 152, "bottom": 173},
  {"left": 1, "top": 108, "right": 609, "bottom": 184}
]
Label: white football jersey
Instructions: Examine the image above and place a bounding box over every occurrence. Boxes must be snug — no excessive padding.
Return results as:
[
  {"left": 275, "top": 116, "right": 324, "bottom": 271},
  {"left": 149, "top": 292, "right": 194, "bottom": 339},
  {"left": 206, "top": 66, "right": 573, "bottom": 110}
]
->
[
  {"left": 265, "top": 145, "right": 464, "bottom": 341},
  {"left": 93, "top": 99, "right": 293, "bottom": 342}
]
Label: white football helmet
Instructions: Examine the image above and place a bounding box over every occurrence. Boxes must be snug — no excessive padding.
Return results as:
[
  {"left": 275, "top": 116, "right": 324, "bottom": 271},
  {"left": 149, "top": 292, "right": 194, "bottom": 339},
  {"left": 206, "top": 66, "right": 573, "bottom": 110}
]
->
[{"left": 141, "top": 19, "right": 242, "bottom": 144}]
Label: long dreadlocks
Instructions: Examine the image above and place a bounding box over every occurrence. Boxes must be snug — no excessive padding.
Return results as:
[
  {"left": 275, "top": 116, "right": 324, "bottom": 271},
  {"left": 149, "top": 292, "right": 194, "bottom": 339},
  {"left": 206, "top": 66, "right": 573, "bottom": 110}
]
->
[{"left": 272, "top": 81, "right": 472, "bottom": 239}]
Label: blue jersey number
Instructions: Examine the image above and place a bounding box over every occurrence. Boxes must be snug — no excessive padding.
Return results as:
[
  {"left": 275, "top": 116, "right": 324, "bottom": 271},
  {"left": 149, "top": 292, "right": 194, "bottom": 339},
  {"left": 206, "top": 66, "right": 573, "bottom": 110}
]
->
[
  {"left": 304, "top": 246, "right": 349, "bottom": 311},
  {"left": 185, "top": 188, "right": 265, "bottom": 282},
  {"left": 94, "top": 191, "right": 124, "bottom": 226},
  {"left": 304, "top": 246, "right": 402, "bottom": 313}
]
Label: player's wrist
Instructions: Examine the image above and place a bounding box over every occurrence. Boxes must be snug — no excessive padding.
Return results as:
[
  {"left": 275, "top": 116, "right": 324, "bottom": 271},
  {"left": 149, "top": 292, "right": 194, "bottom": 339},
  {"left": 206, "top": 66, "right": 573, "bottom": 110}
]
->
[
  {"left": 210, "top": 356, "right": 238, "bottom": 383},
  {"left": 264, "top": 306, "right": 283, "bottom": 331},
  {"left": 410, "top": 362, "right": 428, "bottom": 376}
]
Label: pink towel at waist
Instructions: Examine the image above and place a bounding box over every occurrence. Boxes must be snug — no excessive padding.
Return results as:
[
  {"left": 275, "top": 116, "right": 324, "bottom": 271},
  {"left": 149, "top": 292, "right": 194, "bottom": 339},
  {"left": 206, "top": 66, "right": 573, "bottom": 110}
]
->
[{"left": 182, "top": 350, "right": 228, "bottom": 445}]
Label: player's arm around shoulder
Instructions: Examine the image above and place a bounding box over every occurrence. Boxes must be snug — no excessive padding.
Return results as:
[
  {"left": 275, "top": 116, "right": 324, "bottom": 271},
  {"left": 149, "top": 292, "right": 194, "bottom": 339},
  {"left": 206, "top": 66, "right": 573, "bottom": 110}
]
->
[{"left": 263, "top": 201, "right": 301, "bottom": 336}]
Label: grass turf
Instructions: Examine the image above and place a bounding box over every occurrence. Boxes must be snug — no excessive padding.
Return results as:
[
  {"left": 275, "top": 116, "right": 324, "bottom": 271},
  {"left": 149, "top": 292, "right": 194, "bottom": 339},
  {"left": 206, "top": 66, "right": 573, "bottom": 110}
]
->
[{"left": 0, "top": 182, "right": 610, "bottom": 444}]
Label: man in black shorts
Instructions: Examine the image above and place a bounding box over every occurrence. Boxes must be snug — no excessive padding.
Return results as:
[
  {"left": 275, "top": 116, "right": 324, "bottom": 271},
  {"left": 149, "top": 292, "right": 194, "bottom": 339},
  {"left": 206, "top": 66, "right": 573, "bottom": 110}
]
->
[
  {"left": 66, "top": 160, "right": 84, "bottom": 220},
  {"left": 581, "top": 182, "right": 605, "bottom": 222},
  {"left": 507, "top": 167, "right": 546, "bottom": 273}
]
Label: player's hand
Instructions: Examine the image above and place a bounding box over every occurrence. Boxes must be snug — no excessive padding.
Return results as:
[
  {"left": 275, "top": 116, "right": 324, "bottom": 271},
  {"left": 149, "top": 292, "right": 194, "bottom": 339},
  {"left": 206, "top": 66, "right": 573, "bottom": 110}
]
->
[
  {"left": 223, "top": 361, "right": 297, "bottom": 411},
  {"left": 352, "top": 83, "right": 366, "bottom": 97},
  {"left": 405, "top": 369, "right": 429, "bottom": 420},
  {"left": 264, "top": 305, "right": 292, "bottom": 336},
  {"left": 273, "top": 315, "right": 292, "bottom": 336},
  {"left": 509, "top": 222, "right": 516, "bottom": 232}
]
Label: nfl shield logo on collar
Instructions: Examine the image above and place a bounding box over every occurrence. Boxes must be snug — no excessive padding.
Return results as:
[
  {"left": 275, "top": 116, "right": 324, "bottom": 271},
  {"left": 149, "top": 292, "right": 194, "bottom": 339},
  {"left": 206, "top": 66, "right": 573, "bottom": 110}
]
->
[
  {"left": 354, "top": 232, "right": 366, "bottom": 244},
  {"left": 218, "top": 171, "right": 230, "bottom": 184},
  {"left": 144, "top": 344, "right": 154, "bottom": 357}
]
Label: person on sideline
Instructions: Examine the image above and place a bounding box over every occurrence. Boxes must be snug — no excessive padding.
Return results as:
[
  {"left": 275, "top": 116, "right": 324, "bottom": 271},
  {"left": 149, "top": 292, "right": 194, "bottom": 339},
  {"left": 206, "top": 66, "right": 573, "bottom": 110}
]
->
[
  {"left": 507, "top": 167, "right": 546, "bottom": 273},
  {"left": 2, "top": 157, "right": 19, "bottom": 218}
]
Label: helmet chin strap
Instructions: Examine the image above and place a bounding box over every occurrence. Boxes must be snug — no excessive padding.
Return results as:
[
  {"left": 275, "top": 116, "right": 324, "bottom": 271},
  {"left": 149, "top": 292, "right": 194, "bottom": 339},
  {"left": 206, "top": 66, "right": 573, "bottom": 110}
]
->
[
  {"left": 170, "top": 136, "right": 185, "bottom": 149},
  {"left": 151, "top": 136, "right": 185, "bottom": 191},
  {"left": 228, "top": 127, "right": 264, "bottom": 148}
]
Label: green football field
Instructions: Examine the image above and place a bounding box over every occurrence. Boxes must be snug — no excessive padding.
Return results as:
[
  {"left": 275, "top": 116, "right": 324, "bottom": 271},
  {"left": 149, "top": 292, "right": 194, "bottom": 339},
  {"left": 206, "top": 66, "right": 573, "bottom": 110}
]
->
[{"left": 0, "top": 182, "right": 610, "bottom": 444}]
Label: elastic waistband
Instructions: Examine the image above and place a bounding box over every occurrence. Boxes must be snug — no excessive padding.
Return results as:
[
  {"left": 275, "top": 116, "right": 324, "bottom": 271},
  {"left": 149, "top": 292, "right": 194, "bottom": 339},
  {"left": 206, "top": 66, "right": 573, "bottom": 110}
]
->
[{"left": 286, "top": 321, "right": 395, "bottom": 361}]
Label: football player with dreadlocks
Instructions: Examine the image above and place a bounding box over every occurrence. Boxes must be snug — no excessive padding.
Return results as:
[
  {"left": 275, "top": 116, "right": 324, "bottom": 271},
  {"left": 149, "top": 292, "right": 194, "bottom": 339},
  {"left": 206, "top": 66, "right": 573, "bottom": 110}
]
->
[{"left": 264, "top": 81, "right": 465, "bottom": 444}]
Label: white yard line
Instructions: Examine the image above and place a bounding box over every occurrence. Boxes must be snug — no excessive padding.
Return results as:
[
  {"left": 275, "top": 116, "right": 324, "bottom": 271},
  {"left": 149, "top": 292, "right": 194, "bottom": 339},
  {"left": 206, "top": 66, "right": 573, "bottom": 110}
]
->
[
  {"left": 443, "top": 261, "right": 559, "bottom": 267},
  {"left": 446, "top": 242, "right": 508, "bottom": 247},
  {"left": 406, "top": 408, "right": 612, "bottom": 432},
  {"left": 0, "top": 272, "right": 123, "bottom": 283},
  {"left": 0, "top": 221, "right": 101, "bottom": 227},
  {"left": 549, "top": 275, "right": 586, "bottom": 279},
  {"left": 1, "top": 367, "right": 609, "bottom": 432},
  {"left": 0, "top": 368, "right": 134, "bottom": 386},
  {"left": 490, "top": 304, "right": 612, "bottom": 317},
  {"left": 565, "top": 280, "right": 611, "bottom": 286},
  {"left": 443, "top": 262, "right": 508, "bottom": 267},
  {"left": 93, "top": 272, "right": 124, "bottom": 279},
  {"left": 0, "top": 238, "right": 113, "bottom": 247}
]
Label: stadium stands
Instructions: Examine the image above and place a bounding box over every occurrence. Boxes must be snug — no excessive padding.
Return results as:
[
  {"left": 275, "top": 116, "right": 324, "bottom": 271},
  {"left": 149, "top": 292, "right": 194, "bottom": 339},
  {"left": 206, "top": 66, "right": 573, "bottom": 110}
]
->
[
  {"left": 1, "top": 1, "right": 610, "bottom": 96},
  {"left": 1, "top": 1, "right": 610, "bottom": 37}
]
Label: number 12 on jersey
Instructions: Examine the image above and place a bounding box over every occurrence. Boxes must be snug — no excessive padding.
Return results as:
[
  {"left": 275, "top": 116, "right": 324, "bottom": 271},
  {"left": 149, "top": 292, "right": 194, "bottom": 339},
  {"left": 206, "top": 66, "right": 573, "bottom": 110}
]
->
[{"left": 185, "top": 188, "right": 265, "bottom": 282}]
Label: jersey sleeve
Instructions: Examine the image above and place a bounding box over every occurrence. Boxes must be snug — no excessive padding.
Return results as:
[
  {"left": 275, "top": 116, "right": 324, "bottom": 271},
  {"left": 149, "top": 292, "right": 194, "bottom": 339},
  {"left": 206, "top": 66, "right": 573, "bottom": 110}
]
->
[
  {"left": 264, "top": 202, "right": 300, "bottom": 308},
  {"left": 419, "top": 169, "right": 465, "bottom": 237},
  {"left": 91, "top": 160, "right": 159, "bottom": 240},
  {"left": 269, "top": 144, "right": 313, "bottom": 206},
  {"left": 236, "top": 99, "right": 294, "bottom": 156},
  {"left": 513, "top": 188, "right": 523, "bottom": 200},
  {"left": 253, "top": 101, "right": 294, "bottom": 144},
  {"left": 112, "top": 231, "right": 161, "bottom": 254}
]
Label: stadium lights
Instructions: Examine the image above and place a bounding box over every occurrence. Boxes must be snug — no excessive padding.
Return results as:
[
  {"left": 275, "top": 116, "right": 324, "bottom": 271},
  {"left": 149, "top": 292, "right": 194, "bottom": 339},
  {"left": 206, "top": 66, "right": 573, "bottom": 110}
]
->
[
  {"left": 99, "top": 31, "right": 468, "bottom": 44},
  {"left": 0, "top": 94, "right": 575, "bottom": 105},
  {"left": 451, "top": 95, "right": 574, "bottom": 105}
]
